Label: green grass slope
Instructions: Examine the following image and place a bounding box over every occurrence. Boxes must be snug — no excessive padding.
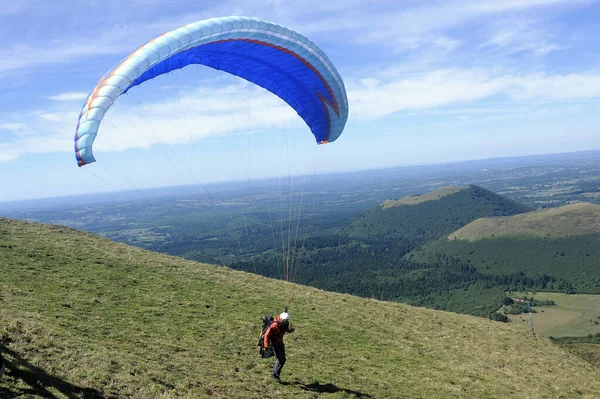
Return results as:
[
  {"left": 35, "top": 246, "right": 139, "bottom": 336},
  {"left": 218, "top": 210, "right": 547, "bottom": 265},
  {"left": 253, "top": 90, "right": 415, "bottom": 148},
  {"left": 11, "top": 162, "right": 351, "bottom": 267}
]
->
[
  {"left": 344, "top": 185, "right": 533, "bottom": 248},
  {"left": 449, "top": 202, "right": 600, "bottom": 241},
  {"left": 1, "top": 218, "right": 600, "bottom": 398}
]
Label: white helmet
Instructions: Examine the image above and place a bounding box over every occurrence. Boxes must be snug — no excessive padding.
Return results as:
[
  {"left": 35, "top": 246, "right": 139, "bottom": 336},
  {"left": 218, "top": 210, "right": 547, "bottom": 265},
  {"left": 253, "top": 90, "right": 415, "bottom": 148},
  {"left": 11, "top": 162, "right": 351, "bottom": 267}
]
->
[{"left": 280, "top": 312, "right": 290, "bottom": 322}]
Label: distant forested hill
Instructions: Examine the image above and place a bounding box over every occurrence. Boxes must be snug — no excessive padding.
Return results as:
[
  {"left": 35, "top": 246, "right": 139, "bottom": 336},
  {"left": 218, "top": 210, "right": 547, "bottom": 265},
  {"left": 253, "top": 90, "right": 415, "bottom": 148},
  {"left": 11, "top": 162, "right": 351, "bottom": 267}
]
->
[
  {"left": 230, "top": 185, "right": 548, "bottom": 317},
  {"left": 342, "top": 185, "right": 533, "bottom": 249}
]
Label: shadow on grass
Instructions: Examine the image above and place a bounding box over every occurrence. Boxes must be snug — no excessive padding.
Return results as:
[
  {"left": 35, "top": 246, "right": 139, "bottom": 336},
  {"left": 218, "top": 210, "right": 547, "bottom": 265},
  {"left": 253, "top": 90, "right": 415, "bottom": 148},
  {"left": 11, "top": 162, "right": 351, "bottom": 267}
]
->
[
  {"left": 283, "top": 380, "right": 374, "bottom": 398},
  {"left": 0, "top": 345, "right": 104, "bottom": 399}
]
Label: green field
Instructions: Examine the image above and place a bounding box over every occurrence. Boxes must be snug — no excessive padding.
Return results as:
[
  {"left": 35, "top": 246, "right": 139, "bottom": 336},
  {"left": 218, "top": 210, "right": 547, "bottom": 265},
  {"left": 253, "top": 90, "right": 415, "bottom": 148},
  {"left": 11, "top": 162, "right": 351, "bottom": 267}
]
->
[
  {"left": 2, "top": 217, "right": 600, "bottom": 398},
  {"left": 508, "top": 292, "right": 600, "bottom": 337}
]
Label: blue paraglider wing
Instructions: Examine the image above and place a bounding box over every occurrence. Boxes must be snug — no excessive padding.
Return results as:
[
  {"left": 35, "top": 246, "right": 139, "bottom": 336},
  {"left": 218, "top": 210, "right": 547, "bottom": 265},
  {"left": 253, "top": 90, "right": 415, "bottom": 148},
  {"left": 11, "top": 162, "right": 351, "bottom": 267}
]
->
[{"left": 74, "top": 16, "right": 348, "bottom": 167}]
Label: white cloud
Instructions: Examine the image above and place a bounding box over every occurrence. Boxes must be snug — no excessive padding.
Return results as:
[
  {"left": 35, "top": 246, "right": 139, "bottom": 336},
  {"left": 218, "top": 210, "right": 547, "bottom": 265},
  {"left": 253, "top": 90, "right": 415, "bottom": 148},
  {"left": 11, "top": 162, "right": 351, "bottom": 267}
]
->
[
  {"left": 0, "top": 80, "right": 301, "bottom": 163},
  {"left": 0, "top": 147, "right": 22, "bottom": 162},
  {"left": 39, "top": 113, "right": 64, "bottom": 122},
  {"left": 511, "top": 73, "right": 600, "bottom": 100},
  {"left": 293, "top": 0, "right": 591, "bottom": 43},
  {"left": 348, "top": 69, "right": 509, "bottom": 119},
  {"left": 0, "top": 0, "right": 283, "bottom": 79},
  {"left": 0, "top": 9, "right": 220, "bottom": 77},
  {"left": 479, "top": 17, "right": 567, "bottom": 58},
  {"left": 0, "top": 35, "right": 146, "bottom": 75},
  {"left": 0, "top": 0, "right": 590, "bottom": 79},
  {"left": 0, "top": 122, "right": 25, "bottom": 132},
  {"left": 95, "top": 83, "right": 298, "bottom": 151},
  {"left": 348, "top": 69, "right": 600, "bottom": 119},
  {"left": 469, "top": 0, "right": 593, "bottom": 13},
  {"left": 431, "top": 36, "right": 461, "bottom": 52},
  {"left": 1, "top": 1, "right": 598, "bottom": 155},
  {"left": 48, "top": 92, "right": 89, "bottom": 102},
  {"left": 2, "top": 66, "right": 598, "bottom": 164}
]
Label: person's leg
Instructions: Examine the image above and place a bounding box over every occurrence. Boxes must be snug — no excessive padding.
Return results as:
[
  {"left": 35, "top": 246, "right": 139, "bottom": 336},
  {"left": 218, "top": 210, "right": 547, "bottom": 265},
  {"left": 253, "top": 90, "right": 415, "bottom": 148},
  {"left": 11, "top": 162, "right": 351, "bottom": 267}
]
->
[{"left": 271, "top": 343, "right": 286, "bottom": 379}]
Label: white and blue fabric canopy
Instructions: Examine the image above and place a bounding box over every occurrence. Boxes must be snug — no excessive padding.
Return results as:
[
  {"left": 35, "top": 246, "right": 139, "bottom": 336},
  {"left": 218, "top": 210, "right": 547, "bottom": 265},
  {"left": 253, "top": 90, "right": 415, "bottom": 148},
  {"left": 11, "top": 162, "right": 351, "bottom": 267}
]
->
[{"left": 75, "top": 16, "right": 348, "bottom": 167}]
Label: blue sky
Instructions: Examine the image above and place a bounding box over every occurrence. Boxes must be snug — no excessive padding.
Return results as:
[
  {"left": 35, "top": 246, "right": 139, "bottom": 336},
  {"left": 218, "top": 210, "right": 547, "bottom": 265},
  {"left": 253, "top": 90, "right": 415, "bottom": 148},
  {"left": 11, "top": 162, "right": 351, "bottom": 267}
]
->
[{"left": 1, "top": 0, "right": 599, "bottom": 201}]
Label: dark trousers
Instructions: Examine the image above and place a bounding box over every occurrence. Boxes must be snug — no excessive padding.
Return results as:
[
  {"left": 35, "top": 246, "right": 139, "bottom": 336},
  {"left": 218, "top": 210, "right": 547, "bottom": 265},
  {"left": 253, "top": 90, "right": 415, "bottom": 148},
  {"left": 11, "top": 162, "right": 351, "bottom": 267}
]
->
[{"left": 272, "top": 343, "right": 286, "bottom": 377}]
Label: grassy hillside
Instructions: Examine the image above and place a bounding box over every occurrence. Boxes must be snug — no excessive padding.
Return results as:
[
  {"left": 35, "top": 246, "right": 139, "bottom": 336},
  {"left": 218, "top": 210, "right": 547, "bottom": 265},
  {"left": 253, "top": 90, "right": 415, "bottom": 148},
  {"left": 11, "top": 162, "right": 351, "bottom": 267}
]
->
[
  {"left": 344, "top": 185, "right": 533, "bottom": 248},
  {"left": 2, "top": 218, "right": 600, "bottom": 398},
  {"left": 449, "top": 202, "right": 600, "bottom": 241},
  {"left": 381, "top": 186, "right": 465, "bottom": 208}
]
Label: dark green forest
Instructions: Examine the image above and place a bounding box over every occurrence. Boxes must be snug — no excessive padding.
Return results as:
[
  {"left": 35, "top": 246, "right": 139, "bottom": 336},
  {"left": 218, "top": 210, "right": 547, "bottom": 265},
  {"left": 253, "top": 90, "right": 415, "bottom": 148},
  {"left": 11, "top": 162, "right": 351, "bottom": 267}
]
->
[
  {"left": 224, "top": 186, "right": 578, "bottom": 317},
  {"left": 412, "top": 233, "right": 600, "bottom": 293}
]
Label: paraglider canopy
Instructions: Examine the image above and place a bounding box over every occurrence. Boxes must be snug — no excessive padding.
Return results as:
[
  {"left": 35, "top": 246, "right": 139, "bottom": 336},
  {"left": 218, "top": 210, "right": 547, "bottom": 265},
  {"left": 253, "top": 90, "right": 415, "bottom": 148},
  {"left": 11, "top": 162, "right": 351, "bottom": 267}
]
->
[{"left": 74, "top": 16, "right": 348, "bottom": 167}]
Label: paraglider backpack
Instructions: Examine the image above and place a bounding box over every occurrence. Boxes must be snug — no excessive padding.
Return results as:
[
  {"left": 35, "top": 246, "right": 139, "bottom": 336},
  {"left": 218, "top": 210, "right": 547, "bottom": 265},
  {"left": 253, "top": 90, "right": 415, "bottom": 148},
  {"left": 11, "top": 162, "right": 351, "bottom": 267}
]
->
[{"left": 258, "top": 315, "right": 275, "bottom": 358}]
